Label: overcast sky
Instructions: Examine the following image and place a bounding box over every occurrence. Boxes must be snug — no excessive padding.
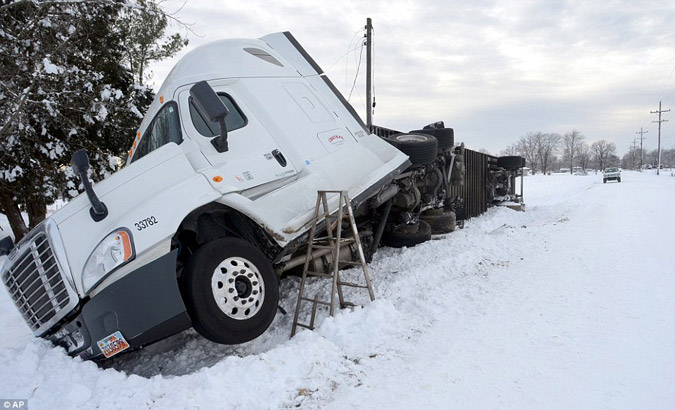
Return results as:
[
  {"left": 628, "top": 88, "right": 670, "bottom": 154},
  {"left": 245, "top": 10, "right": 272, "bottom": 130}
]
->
[{"left": 149, "top": 0, "right": 675, "bottom": 155}]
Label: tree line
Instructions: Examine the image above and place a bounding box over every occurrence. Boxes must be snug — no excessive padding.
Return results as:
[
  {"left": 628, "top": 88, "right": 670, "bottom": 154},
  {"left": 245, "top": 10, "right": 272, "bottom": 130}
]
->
[
  {"left": 0, "top": 0, "right": 187, "bottom": 241},
  {"left": 621, "top": 147, "right": 675, "bottom": 170},
  {"left": 501, "top": 131, "right": 621, "bottom": 174}
]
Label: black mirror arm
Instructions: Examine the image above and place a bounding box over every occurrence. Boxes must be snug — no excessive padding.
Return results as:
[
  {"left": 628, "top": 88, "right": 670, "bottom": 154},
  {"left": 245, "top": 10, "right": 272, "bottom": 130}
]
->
[
  {"left": 80, "top": 172, "right": 108, "bottom": 220},
  {"left": 211, "top": 118, "right": 229, "bottom": 153},
  {"left": 71, "top": 149, "right": 108, "bottom": 222}
]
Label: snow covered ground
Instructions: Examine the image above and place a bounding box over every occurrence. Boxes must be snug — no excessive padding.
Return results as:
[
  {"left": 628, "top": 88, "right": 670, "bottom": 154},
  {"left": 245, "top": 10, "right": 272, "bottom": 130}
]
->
[{"left": 1, "top": 171, "right": 674, "bottom": 409}]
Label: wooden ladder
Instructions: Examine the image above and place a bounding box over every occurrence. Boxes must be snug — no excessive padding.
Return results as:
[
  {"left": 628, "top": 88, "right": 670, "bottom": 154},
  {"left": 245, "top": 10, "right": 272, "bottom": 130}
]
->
[{"left": 290, "top": 190, "right": 375, "bottom": 337}]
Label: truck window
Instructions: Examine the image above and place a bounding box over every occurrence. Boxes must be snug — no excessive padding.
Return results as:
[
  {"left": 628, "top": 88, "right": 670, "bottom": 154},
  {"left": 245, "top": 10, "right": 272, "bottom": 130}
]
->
[
  {"left": 189, "top": 93, "right": 247, "bottom": 137},
  {"left": 132, "top": 102, "right": 182, "bottom": 163}
]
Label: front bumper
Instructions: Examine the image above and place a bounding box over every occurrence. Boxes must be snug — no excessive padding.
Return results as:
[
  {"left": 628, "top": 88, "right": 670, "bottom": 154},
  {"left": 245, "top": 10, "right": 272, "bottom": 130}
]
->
[{"left": 50, "top": 250, "right": 191, "bottom": 360}]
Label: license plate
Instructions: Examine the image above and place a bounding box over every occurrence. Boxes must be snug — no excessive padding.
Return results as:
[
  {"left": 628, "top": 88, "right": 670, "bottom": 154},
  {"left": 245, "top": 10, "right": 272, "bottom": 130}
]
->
[{"left": 97, "top": 331, "right": 130, "bottom": 358}]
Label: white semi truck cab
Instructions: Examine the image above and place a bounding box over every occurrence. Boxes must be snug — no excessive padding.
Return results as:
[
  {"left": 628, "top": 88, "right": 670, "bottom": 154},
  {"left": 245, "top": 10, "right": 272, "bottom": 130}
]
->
[{"left": 1, "top": 32, "right": 513, "bottom": 360}]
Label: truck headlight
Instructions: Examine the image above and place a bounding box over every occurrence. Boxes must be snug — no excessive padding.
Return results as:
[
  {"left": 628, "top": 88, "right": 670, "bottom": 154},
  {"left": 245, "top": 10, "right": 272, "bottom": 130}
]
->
[{"left": 83, "top": 228, "right": 135, "bottom": 293}]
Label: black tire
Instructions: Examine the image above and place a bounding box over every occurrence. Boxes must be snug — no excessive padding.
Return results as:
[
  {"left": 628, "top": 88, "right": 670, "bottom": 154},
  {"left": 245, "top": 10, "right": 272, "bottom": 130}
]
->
[
  {"left": 182, "top": 238, "right": 279, "bottom": 344},
  {"left": 603, "top": 179, "right": 607, "bottom": 184},
  {"left": 409, "top": 128, "right": 454, "bottom": 151},
  {"left": 618, "top": 178, "right": 621, "bottom": 183},
  {"left": 497, "top": 156, "right": 526, "bottom": 170},
  {"left": 421, "top": 210, "right": 456, "bottom": 234},
  {"left": 386, "top": 133, "right": 438, "bottom": 165},
  {"left": 382, "top": 220, "right": 432, "bottom": 248}
]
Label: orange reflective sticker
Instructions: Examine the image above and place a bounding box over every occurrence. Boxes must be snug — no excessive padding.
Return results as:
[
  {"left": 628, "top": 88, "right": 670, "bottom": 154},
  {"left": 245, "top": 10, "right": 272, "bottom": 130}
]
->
[
  {"left": 213, "top": 176, "right": 223, "bottom": 182},
  {"left": 119, "top": 231, "right": 132, "bottom": 260}
]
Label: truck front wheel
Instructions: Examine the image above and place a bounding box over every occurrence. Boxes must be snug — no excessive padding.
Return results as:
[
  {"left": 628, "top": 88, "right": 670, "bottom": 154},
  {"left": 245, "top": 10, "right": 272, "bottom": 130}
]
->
[{"left": 182, "top": 238, "right": 279, "bottom": 344}]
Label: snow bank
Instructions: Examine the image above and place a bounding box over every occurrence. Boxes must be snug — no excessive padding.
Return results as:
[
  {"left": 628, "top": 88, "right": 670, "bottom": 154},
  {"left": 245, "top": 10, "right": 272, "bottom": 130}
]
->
[{"left": 1, "top": 171, "right": 674, "bottom": 409}]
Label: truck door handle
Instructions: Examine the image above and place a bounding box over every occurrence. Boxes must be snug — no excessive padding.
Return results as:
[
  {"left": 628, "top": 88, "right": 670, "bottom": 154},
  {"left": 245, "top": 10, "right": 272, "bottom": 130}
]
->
[{"left": 272, "top": 149, "right": 287, "bottom": 167}]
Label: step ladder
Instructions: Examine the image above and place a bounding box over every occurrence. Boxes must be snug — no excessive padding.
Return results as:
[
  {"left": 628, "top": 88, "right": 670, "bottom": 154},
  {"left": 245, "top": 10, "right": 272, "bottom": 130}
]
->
[{"left": 290, "top": 190, "right": 375, "bottom": 337}]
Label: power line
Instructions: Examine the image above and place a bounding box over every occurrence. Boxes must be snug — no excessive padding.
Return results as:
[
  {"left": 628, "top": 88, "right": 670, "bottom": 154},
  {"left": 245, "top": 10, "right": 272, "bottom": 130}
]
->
[
  {"left": 339, "top": 28, "right": 366, "bottom": 93},
  {"left": 658, "top": 63, "right": 675, "bottom": 105},
  {"left": 650, "top": 101, "right": 670, "bottom": 175},
  {"left": 347, "top": 40, "right": 364, "bottom": 102}
]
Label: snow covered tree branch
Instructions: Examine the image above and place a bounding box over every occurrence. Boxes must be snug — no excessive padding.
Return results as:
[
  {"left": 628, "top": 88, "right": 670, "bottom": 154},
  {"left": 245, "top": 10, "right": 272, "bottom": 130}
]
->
[{"left": 0, "top": 0, "right": 183, "bottom": 240}]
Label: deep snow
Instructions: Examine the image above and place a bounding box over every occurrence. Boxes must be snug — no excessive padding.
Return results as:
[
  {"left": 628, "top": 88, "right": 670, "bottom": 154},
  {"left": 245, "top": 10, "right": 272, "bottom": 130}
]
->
[{"left": 1, "top": 171, "right": 674, "bottom": 410}]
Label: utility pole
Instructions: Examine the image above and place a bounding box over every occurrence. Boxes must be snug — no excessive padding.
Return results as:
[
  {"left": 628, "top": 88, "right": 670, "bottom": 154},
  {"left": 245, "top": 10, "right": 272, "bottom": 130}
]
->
[
  {"left": 365, "top": 17, "right": 373, "bottom": 130},
  {"left": 631, "top": 139, "right": 638, "bottom": 170},
  {"left": 650, "top": 101, "right": 670, "bottom": 175},
  {"left": 635, "top": 127, "right": 648, "bottom": 171}
]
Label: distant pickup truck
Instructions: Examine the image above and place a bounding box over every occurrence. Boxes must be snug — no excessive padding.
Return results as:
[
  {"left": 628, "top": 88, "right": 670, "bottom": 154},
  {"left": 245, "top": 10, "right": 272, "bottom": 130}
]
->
[{"left": 603, "top": 167, "right": 621, "bottom": 183}]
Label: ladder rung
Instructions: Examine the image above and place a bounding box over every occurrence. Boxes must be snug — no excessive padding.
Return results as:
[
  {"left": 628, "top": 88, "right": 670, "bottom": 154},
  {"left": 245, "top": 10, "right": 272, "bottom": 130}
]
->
[
  {"left": 312, "top": 236, "right": 354, "bottom": 242},
  {"left": 304, "top": 271, "right": 333, "bottom": 279},
  {"left": 295, "top": 323, "right": 314, "bottom": 330},
  {"left": 340, "top": 302, "right": 356, "bottom": 308},
  {"left": 338, "top": 281, "right": 369, "bottom": 289},
  {"left": 310, "top": 245, "right": 338, "bottom": 250},
  {"left": 338, "top": 259, "right": 364, "bottom": 266},
  {"left": 310, "top": 240, "right": 355, "bottom": 249},
  {"left": 300, "top": 297, "right": 331, "bottom": 306}
]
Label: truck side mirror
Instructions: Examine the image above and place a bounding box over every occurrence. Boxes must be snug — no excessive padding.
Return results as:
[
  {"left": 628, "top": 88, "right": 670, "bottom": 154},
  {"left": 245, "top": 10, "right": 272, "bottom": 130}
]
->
[
  {"left": 0, "top": 234, "right": 13, "bottom": 257},
  {"left": 190, "top": 81, "right": 230, "bottom": 153},
  {"left": 71, "top": 149, "right": 108, "bottom": 222}
]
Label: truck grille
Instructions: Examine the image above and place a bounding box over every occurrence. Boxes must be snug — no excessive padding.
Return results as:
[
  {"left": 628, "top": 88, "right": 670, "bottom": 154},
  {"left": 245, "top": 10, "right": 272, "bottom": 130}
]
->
[{"left": 2, "top": 230, "right": 76, "bottom": 334}]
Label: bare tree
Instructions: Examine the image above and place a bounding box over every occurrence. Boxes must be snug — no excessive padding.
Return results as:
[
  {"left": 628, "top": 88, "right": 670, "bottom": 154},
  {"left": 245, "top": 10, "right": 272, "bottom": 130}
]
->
[
  {"left": 662, "top": 147, "right": 675, "bottom": 168},
  {"left": 590, "top": 139, "right": 616, "bottom": 171},
  {"left": 562, "top": 130, "right": 584, "bottom": 173},
  {"left": 578, "top": 142, "right": 591, "bottom": 170},
  {"left": 517, "top": 132, "right": 541, "bottom": 173},
  {"left": 537, "top": 133, "right": 561, "bottom": 174},
  {"left": 500, "top": 143, "right": 519, "bottom": 156}
]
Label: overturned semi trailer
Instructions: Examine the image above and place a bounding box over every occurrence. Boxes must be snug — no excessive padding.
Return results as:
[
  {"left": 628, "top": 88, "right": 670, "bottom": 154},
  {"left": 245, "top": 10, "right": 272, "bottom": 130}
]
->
[{"left": 370, "top": 124, "right": 525, "bottom": 224}]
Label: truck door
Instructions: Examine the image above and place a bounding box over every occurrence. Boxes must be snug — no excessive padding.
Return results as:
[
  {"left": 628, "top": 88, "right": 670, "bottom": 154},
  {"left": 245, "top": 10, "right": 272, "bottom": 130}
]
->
[{"left": 176, "top": 79, "right": 300, "bottom": 193}]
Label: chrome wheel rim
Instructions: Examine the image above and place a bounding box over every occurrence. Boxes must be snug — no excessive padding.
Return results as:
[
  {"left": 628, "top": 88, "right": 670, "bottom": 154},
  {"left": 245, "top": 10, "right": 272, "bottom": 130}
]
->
[
  {"left": 211, "top": 256, "right": 265, "bottom": 320},
  {"left": 397, "top": 134, "right": 428, "bottom": 142}
]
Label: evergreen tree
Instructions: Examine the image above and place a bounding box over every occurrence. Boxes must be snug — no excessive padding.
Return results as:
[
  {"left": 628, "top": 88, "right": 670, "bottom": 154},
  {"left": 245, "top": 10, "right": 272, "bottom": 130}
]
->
[
  {"left": 118, "top": 0, "right": 188, "bottom": 85},
  {"left": 0, "top": 0, "right": 180, "bottom": 240}
]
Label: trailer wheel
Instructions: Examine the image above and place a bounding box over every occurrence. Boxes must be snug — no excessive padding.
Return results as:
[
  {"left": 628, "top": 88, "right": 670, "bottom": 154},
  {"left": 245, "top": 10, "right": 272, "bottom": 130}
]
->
[
  {"left": 382, "top": 220, "right": 432, "bottom": 248},
  {"left": 182, "top": 238, "right": 279, "bottom": 344},
  {"left": 497, "top": 156, "right": 526, "bottom": 170},
  {"left": 409, "top": 128, "right": 455, "bottom": 151},
  {"left": 386, "top": 133, "right": 438, "bottom": 165},
  {"left": 421, "top": 210, "right": 456, "bottom": 234}
]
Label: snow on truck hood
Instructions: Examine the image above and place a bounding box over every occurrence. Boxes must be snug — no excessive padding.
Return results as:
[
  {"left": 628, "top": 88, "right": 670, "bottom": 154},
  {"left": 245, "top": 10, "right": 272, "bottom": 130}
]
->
[{"left": 49, "top": 145, "right": 189, "bottom": 226}]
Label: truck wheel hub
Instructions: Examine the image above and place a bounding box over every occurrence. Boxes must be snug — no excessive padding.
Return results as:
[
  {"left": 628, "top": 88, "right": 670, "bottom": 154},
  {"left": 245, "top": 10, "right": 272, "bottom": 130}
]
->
[{"left": 211, "top": 256, "right": 265, "bottom": 320}]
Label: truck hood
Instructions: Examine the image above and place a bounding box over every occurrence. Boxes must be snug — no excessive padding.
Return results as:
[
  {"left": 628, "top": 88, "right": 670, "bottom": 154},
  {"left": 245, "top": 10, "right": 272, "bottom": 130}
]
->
[{"left": 49, "top": 143, "right": 220, "bottom": 295}]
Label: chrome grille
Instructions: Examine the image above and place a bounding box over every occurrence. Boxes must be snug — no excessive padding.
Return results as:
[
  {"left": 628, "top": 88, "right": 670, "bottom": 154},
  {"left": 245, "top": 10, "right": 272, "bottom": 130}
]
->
[{"left": 2, "top": 230, "right": 76, "bottom": 334}]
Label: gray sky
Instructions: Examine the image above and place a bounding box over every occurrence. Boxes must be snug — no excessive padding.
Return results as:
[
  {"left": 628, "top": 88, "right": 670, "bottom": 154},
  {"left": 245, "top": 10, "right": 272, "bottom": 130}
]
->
[{"left": 149, "top": 0, "right": 675, "bottom": 155}]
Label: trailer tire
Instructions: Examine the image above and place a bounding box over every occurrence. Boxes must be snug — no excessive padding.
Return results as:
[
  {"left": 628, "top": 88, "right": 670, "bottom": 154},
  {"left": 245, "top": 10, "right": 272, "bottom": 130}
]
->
[
  {"left": 382, "top": 220, "right": 432, "bottom": 248},
  {"left": 497, "top": 156, "right": 526, "bottom": 170},
  {"left": 182, "top": 238, "right": 279, "bottom": 344},
  {"left": 386, "top": 133, "right": 438, "bottom": 165},
  {"left": 409, "top": 128, "right": 455, "bottom": 151},
  {"left": 421, "top": 210, "right": 456, "bottom": 234}
]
